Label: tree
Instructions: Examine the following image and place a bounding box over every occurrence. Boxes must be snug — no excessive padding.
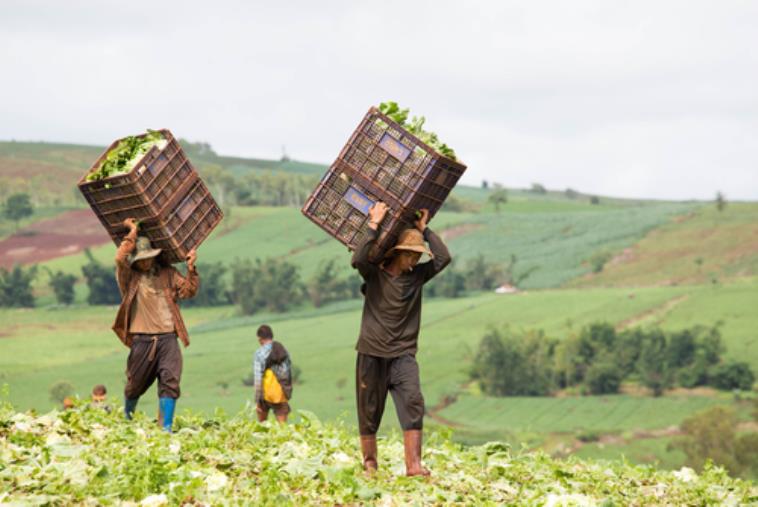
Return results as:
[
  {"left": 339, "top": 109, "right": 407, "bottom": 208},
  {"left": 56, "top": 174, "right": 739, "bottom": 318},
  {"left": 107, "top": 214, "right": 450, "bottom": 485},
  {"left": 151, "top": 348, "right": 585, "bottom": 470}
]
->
[
  {"left": 481, "top": 180, "right": 489, "bottom": 189},
  {"left": 710, "top": 361, "right": 755, "bottom": 391},
  {"left": 231, "top": 257, "right": 303, "bottom": 315},
  {"left": 81, "top": 249, "right": 121, "bottom": 305},
  {"left": 47, "top": 269, "right": 77, "bottom": 305},
  {"left": 3, "top": 193, "right": 33, "bottom": 230},
  {"left": 637, "top": 329, "right": 671, "bottom": 396},
  {"left": 182, "top": 262, "right": 229, "bottom": 307},
  {"left": 0, "top": 265, "right": 37, "bottom": 307},
  {"left": 589, "top": 196, "right": 600, "bottom": 205},
  {"left": 488, "top": 188, "right": 508, "bottom": 213},
  {"left": 530, "top": 183, "right": 547, "bottom": 194},
  {"left": 715, "top": 191, "right": 726, "bottom": 212},
  {"left": 427, "top": 263, "right": 466, "bottom": 298},
  {"left": 470, "top": 327, "right": 555, "bottom": 396},
  {"left": 502, "top": 254, "right": 539, "bottom": 288},
  {"left": 565, "top": 188, "right": 580, "bottom": 199},
  {"left": 307, "top": 258, "right": 352, "bottom": 307},
  {"left": 588, "top": 251, "right": 612, "bottom": 273},
  {"left": 464, "top": 255, "right": 504, "bottom": 291},
  {"left": 585, "top": 358, "right": 624, "bottom": 394}
]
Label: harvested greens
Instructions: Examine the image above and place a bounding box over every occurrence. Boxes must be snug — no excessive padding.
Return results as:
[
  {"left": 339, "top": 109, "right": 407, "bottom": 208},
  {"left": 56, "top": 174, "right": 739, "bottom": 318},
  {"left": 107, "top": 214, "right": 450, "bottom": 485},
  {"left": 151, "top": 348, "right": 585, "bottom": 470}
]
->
[
  {"left": 86, "top": 130, "right": 167, "bottom": 181},
  {"left": 378, "top": 102, "right": 457, "bottom": 160}
]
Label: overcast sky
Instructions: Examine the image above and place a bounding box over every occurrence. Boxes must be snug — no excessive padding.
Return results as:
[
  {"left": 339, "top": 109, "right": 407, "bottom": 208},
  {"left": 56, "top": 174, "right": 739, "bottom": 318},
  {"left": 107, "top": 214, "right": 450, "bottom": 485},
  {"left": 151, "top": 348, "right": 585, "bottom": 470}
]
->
[{"left": 1, "top": 0, "right": 756, "bottom": 200}]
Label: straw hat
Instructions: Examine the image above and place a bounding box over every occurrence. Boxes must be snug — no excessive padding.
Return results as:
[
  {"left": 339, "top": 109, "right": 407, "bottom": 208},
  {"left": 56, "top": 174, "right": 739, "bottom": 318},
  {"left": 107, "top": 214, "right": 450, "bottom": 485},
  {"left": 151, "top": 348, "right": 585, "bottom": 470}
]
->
[
  {"left": 128, "top": 236, "right": 162, "bottom": 265},
  {"left": 385, "top": 228, "right": 433, "bottom": 258}
]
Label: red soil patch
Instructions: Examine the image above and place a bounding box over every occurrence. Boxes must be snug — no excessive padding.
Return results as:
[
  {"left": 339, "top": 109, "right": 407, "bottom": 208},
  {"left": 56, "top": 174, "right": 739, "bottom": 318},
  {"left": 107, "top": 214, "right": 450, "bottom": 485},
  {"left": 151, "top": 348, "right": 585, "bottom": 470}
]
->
[
  {"left": 0, "top": 209, "right": 111, "bottom": 268},
  {"left": 440, "top": 223, "right": 483, "bottom": 241}
]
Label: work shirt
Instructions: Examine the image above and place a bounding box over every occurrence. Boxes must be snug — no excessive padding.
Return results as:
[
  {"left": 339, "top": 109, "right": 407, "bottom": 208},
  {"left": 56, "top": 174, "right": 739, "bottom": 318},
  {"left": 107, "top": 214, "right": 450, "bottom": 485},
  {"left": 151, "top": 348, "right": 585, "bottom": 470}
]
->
[
  {"left": 129, "top": 273, "right": 175, "bottom": 334},
  {"left": 351, "top": 227, "right": 451, "bottom": 358}
]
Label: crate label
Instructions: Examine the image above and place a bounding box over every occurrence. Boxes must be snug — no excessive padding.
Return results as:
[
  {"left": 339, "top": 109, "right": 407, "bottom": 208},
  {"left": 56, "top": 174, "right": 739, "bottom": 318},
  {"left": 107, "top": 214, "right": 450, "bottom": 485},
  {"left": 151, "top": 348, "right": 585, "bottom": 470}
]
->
[
  {"left": 344, "top": 187, "right": 374, "bottom": 215},
  {"left": 378, "top": 133, "right": 411, "bottom": 162}
]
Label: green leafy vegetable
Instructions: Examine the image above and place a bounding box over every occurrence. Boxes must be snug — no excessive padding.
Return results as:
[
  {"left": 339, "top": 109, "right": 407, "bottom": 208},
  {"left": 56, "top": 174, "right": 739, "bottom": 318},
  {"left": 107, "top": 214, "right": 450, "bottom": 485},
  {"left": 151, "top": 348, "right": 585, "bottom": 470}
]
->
[
  {"left": 86, "top": 130, "right": 166, "bottom": 182},
  {"left": 378, "top": 102, "right": 457, "bottom": 161}
]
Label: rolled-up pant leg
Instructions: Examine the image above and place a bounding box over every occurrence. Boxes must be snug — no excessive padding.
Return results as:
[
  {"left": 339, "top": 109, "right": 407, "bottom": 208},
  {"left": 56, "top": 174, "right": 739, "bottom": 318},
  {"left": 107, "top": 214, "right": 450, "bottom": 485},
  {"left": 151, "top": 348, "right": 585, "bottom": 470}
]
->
[
  {"left": 356, "top": 353, "right": 390, "bottom": 435},
  {"left": 389, "top": 355, "right": 425, "bottom": 431}
]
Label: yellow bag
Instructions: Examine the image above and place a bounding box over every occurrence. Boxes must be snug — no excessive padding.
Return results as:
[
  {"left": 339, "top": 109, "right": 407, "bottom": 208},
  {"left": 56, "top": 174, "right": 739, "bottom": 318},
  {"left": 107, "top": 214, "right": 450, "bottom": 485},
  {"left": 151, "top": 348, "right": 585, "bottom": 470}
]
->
[{"left": 263, "top": 369, "right": 287, "bottom": 404}]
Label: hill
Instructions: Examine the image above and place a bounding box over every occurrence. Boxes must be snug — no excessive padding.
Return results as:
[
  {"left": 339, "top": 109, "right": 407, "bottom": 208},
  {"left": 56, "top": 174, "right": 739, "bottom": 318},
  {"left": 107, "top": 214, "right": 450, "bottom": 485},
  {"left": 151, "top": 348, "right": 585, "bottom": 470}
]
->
[{"left": 1, "top": 402, "right": 754, "bottom": 505}]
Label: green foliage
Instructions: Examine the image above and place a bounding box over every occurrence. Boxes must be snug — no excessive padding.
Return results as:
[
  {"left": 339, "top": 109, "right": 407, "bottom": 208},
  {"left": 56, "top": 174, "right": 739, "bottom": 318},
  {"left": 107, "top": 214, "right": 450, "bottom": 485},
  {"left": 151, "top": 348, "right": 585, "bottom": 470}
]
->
[
  {"left": 48, "top": 380, "right": 74, "bottom": 404},
  {"left": 86, "top": 130, "right": 164, "bottom": 181},
  {"left": 231, "top": 257, "right": 304, "bottom": 315},
  {"left": 427, "top": 262, "right": 466, "bottom": 298},
  {"left": 470, "top": 327, "right": 556, "bottom": 396},
  {"left": 709, "top": 361, "right": 755, "bottom": 391},
  {"left": 637, "top": 329, "right": 672, "bottom": 396},
  {"left": 589, "top": 251, "right": 613, "bottom": 273},
  {"left": 1, "top": 406, "right": 755, "bottom": 504},
  {"left": 671, "top": 406, "right": 758, "bottom": 479},
  {"left": 488, "top": 188, "right": 508, "bottom": 212},
  {"left": 236, "top": 171, "right": 319, "bottom": 207},
  {"left": 307, "top": 258, "right": 355, "bottom": 308},
  {"left": 464, "top": 254, "right": 505, "bottom": 291},
  {"left": 716, "top": 191, "right": 726, "bottom": 212},
  {"left": 585, "top": 358, "right": 623, "bottom": 394},
  {"left": 0, "top": 265, "right": 37, "bottom": 307},
  {"left": 378, "top": 101, "right": 456, "bottom": 160},
  {"left": 530, "top": 183, "right": 547, "bottom": 194},
  {"left": 46, "top": 269, "right": 77, "bottom": 305},
  {"left": 181, "top": 262, "right": 229, "bottom": 307},
  {"left": 81, "top": 249, "right": 121, "bottom": 305},
  {"left": 3, "top": 193, "right": 34, "bottom": 226}
]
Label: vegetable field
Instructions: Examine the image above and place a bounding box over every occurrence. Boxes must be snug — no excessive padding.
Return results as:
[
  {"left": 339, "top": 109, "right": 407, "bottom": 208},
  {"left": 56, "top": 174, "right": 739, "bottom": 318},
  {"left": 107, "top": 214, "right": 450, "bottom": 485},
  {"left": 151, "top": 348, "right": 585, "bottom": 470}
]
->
[{"left": 1, "top": 401, "right": 755, "bottom": 505}]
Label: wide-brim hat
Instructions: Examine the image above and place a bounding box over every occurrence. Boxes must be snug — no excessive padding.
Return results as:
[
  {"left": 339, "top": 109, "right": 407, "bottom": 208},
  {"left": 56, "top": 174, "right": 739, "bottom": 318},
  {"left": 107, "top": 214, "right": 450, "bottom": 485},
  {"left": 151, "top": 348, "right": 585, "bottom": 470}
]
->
[
  {"left": 128, "top": 236, "right": 162, "bottom": 265},
  {"left": 384, "top": 228, "right": 433, "bottom": 259}
]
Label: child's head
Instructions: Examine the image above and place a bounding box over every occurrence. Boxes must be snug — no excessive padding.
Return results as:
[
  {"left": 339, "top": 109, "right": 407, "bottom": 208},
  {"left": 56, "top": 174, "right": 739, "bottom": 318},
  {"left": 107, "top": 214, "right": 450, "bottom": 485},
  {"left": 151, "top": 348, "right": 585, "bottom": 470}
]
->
[
  {"left": 257, "top": 325, "right": 273, "bottom": 345},
  {"left": 91, "top": 384, "right": 107, "bottom": 402}
]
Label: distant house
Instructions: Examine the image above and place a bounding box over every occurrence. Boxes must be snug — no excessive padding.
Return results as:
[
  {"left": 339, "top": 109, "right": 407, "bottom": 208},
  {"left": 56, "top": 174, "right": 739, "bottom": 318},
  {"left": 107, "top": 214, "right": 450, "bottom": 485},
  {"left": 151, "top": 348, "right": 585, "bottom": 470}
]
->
[{"left": 494, "top": 284, "right": 518, "bottom": 294}]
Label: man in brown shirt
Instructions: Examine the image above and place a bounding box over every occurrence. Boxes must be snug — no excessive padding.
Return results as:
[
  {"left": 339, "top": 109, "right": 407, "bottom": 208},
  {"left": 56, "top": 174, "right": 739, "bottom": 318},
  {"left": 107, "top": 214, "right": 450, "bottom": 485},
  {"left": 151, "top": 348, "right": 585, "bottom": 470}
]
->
[
  {"left": 352, "top": 203, "right": 451, "bottom": 476},
  {"left": 113, "top": 218, "right": 199, "bottom": 431}
]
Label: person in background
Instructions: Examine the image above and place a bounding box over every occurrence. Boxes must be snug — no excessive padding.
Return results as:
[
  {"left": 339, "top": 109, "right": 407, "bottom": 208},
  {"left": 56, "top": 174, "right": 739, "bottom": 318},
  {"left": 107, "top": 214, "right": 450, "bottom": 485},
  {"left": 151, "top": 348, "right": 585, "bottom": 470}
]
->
[
  {"left": 351, "top": 203, "right": 451, "bottom": 476},
  {"left": 90, "top": 384, "right": 111, "bottom": 412},
  {"left": 112, "top": 217, "right": 199, "bottom": 432},
  {"left": 253, "top": 325, "right": 293, "bottom": 423}
]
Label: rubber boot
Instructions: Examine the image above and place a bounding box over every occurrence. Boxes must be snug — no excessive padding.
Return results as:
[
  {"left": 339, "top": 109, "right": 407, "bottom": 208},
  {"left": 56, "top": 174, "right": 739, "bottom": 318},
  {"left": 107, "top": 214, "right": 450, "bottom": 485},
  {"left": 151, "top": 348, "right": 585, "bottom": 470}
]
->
[
  {"left": 159, "top": 397, "right": 176, "bottom": 432},
  {"left": 360, "top": 434, "right": 378, "bottom": 475},
  {"left": 124, "top": 397, "right": 139, "bottom": 420},
  {"left": 403, "top": 429, "right": 430, "bottom": 477}
]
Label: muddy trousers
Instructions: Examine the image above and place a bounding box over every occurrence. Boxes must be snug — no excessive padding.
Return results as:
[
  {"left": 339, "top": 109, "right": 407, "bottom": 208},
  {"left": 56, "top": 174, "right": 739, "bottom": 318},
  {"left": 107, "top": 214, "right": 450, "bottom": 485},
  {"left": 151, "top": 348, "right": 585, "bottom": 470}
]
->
[
  {"left": 124, "top": 333, "right": 182, "bottom": 430},
  {"left": 355, "top": 353, "right": 425, "bottom": 435}
]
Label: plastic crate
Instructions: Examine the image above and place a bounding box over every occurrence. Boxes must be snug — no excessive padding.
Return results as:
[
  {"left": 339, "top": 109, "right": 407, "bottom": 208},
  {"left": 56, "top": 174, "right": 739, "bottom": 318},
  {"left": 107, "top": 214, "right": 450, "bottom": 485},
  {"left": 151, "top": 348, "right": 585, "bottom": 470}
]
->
[
  {"left": 78, "top": 129, "right": 223, "bottom": 263},
  {"left": 302, "top": 107, "right": 466, "bottom": 259}
]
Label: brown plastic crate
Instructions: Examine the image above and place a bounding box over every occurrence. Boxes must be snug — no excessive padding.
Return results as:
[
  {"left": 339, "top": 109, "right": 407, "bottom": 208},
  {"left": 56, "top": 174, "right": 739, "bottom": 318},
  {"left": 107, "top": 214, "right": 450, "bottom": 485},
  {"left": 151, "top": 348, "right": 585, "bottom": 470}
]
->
[
  {"left": 77, "top": 129, "right": 223, "bottom": 263},
  {"left": 302, "top": 107, "right": 466, "bottom": 259}
]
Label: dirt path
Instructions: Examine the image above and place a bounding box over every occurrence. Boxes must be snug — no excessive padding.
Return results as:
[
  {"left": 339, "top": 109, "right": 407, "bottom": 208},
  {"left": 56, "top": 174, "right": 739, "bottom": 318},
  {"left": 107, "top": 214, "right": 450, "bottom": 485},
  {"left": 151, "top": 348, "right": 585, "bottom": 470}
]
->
[
  {"left": 615, "top": 294, "right": 690, "bottom": 330},
  {"left": 0, "top": 209, "right": 110, "bottom": 268}
]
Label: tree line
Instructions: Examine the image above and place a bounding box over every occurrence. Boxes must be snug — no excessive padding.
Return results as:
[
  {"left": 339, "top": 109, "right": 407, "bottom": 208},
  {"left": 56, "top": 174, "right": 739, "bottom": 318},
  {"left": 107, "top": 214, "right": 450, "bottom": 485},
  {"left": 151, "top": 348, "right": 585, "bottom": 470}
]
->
[{"left": 469, "top": 322, "right": 755, "bottom": 397}]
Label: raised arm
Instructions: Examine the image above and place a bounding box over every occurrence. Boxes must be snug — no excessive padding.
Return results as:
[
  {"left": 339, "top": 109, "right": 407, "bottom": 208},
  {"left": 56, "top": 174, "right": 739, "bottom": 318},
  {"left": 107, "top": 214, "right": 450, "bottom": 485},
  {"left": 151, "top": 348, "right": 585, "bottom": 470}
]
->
[
  {"left": 351, "top": 202, "right": 387, "bottom": 280},
  {"left": 414, "top": 209, "right": 451, "bottom": 283},
  {"left": 115, "top": 218, "right": 139, "bottom": 295},
  {"left": 170, "top": 249, "right": 199, "bottom": 300}
]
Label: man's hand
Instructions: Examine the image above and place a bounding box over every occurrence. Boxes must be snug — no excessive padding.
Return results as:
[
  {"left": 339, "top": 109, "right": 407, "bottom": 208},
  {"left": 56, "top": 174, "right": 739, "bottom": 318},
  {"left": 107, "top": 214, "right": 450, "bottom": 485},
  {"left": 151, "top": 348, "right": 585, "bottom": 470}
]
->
[
  {"left": 123, "top": 218, "right": 138, "bottom": 233},
  {"left": 414, "top": 209, "right": 429, "bottom": 232},
  {"left": 368, "top": 202, "right": 388, "bottom": 230},
  {"left": 186, "top": 249, "right": 197, "bottom": 271}
]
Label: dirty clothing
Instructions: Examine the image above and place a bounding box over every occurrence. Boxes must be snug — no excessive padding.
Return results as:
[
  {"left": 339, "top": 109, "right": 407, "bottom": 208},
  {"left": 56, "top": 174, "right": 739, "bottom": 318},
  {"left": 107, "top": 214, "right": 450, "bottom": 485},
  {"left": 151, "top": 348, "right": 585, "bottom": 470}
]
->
[
  {"left": 112, "top": 229, "right": 199, "bottom": 348},
  {"left": 124, "top": 333, "right": 183, "bottom": 399},
  {"left": 356, "top": 353, "right": 424, "bottom": 434},
  {"left": 351, "top": 227, "right": 451, "bottom": 358},
  {"left": 129, "top": 273, "right": 175, "bottom": 334}
]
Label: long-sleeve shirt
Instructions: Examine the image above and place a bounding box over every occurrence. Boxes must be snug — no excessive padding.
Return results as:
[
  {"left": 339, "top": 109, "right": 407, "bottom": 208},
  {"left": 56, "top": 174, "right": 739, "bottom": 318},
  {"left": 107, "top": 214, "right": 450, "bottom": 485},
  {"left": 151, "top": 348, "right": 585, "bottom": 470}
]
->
[{"left": 351, "top": 226, "right": 451, "bottom": 358}]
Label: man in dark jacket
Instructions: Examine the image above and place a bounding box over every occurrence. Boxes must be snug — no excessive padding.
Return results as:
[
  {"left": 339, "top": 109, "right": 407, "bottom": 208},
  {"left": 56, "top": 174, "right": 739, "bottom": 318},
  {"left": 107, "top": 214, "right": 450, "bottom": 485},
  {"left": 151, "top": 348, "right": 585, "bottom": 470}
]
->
[
  {"left": 114, "top": 218, "right": 199, "bottom": 431},
  {"left": 351, "top": 202, "right": 451, "bottom": 476}
]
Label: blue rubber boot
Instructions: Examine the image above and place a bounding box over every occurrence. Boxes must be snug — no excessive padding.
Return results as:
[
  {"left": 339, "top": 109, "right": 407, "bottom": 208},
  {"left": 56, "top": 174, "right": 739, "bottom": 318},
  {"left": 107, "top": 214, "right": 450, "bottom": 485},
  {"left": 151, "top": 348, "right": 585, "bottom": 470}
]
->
[
  {"left": 159, "top": 397, "right": 176, "bottom": 432},
  {"left": 125, "top": 398, "right": 139, "bottom": 420}
]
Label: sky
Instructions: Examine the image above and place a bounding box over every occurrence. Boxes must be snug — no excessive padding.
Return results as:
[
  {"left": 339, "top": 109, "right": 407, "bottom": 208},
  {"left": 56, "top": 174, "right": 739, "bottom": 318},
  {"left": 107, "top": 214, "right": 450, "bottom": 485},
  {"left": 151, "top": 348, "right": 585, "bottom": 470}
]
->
[{"left": 1, "top": 0, "right": 756, "bottom": 200}]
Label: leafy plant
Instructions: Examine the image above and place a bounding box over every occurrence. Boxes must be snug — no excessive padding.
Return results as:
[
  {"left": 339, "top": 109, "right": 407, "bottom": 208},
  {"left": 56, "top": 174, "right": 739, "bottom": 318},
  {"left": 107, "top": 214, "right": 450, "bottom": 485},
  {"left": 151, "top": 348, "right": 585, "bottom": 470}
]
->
[
  {"left": 86, "top": 130, "right": 165, "bottom": 181},
  {"left": 378, "top": 102, "right": 457, "bottom": 160}
]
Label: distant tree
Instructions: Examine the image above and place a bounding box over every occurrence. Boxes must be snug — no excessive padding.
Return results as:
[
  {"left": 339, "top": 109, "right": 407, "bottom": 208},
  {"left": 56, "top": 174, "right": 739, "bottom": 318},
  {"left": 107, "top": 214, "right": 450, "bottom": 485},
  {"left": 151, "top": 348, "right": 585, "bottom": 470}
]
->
[
  {"left": 307, "top": 258, "right": 352, "bottom": 307},
  {"left": 715, "top": 191, "right": 726, "bottom": 212},
  {"left": 585, "top": 357, "right": 623, "bottom": 394},
  {"left": 637, "top": 329, "right": 671, "bottom": 396},
  {"left": 488, "top": 188, "right": 508, "bottom": 213},
  {"left": 81, "top": 249, "right": 121, "bottom": 305},
  {"left": 710, "top": 361, "right": 755, "bottom": 391},
  {"left": 464, "top": 255, "right": 504, "bottom": 291},
  {"left": 502, "top": 254, "right": 539, "bottom": 288},
  {"left": 530, "top": 183, "right": 547, "bottom": 194},
  {"left": 231, "top": 257, "right": 303, "bottom": 315},
  {"left": 0, "top": 265, "right": 37, "bottom": 307},
  {"left": 588, "top": 251, "right": 612, "bottom": 273},
  {"left": 427, "top": 262, "right": 466, "bottom": 298},
  {"left": 3, "top": 193, "right": 33, "bottom": 231},
  {"left": 182, "top": 262, "right": 229, "bottom": 307},
  {"left": 47, "top": 269, "right": 77, "bottom": 305},
  {"left": 481, "top": 180, "right": 489, "bottom": 189},
  {"left": 565, "top": 188, "right": 580, "bottom": 199},
  {"left": 589, "top": 196, "right": 600, "bottom": 205},
  {"left": 49, "top": 380, "right": 75, "bottom": 404}
]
